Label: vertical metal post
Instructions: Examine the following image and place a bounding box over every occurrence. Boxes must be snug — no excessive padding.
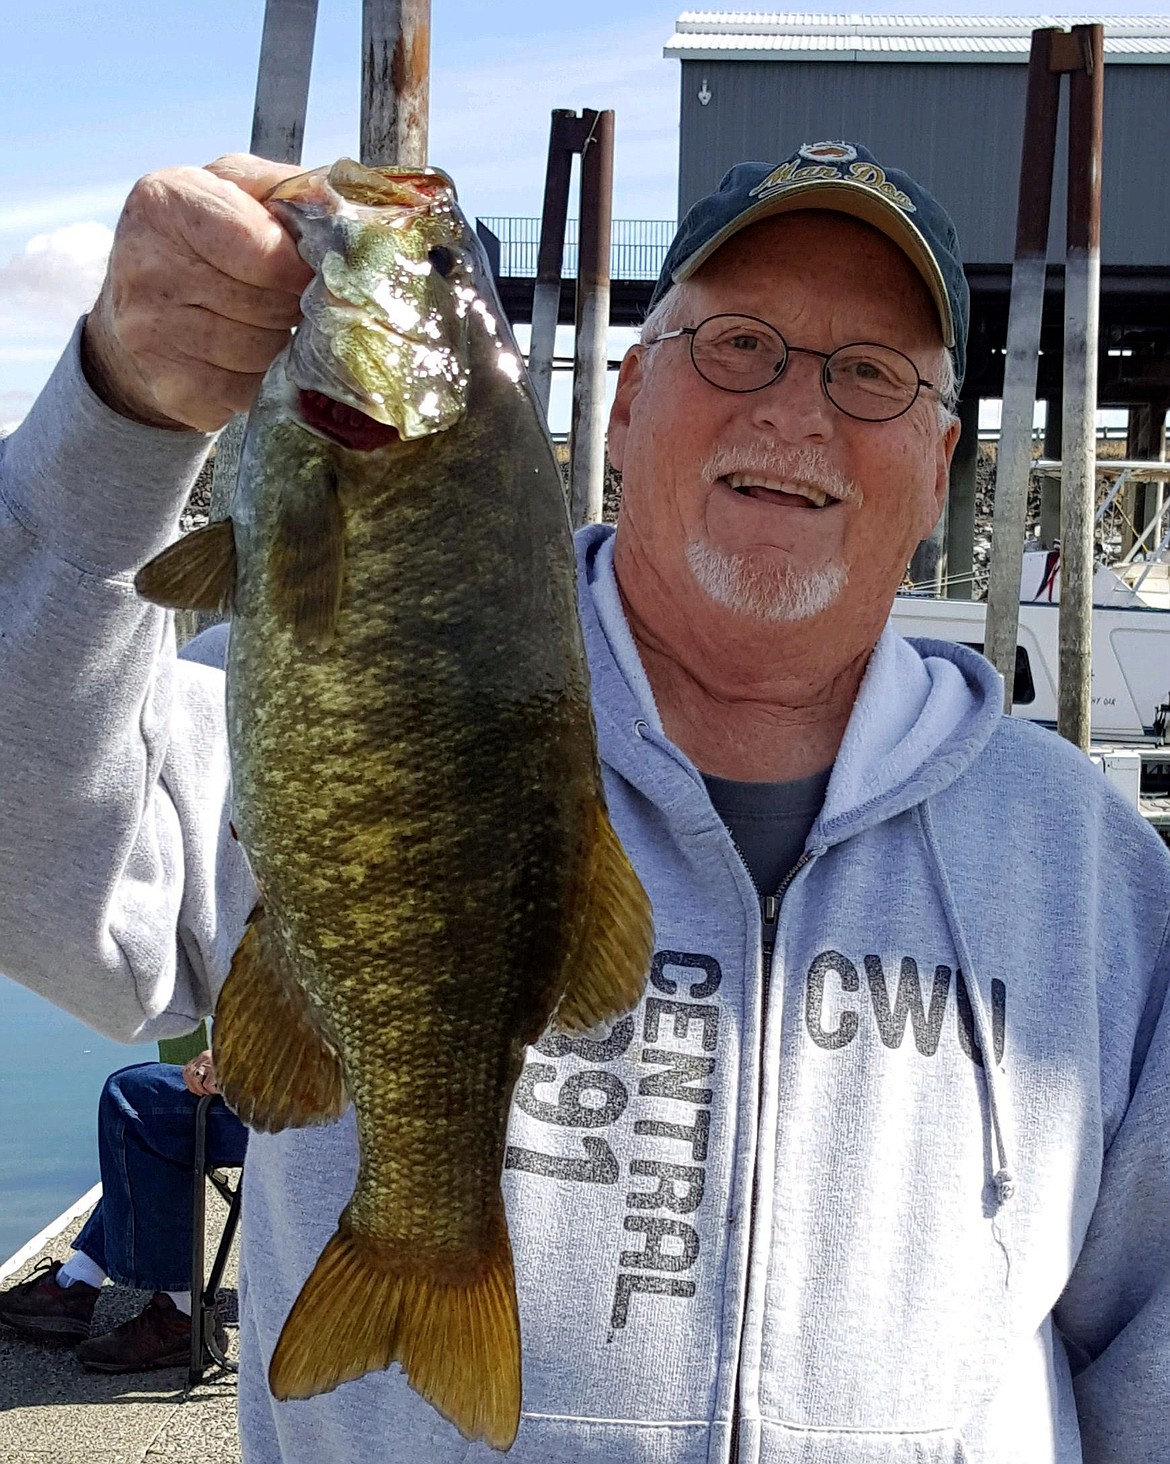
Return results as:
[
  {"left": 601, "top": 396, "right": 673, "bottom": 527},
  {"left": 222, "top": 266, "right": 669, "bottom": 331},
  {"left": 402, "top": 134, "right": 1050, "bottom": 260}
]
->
[
  {"left": 529, "top": 112, "right": 583, "bottom": 419},
  {"left": 251, "top": 0, "right": 319, "bottom": 165},
  {"left": 204, "top": 0, "right": 321, "bottom": 629},
  {"left": 1057, "top": 23, "right": 1104, "bottom": 751},
  {"left": 985, "top": 28, "right": 1062, "bottom": 708},
  {"left": 570, "top": 110, "right": 615, "bottom": 529},
  {"left": 362, "top": 0, "right": 430, "bottom": 167},
  {"left": 945, "top": 397, "right": 980, "bottom": 598}
]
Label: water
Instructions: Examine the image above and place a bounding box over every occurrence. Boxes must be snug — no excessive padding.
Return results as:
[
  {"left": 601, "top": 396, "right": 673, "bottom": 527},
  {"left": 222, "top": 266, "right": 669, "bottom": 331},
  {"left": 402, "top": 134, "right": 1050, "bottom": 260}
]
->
[{"left": 0, "top": 974, "right": 141, "bottom": 1264}]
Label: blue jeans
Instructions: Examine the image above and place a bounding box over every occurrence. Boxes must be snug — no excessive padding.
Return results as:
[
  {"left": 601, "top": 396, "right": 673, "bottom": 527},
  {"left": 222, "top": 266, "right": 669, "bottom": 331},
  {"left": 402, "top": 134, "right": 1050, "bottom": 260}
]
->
[{"left": 73, "top": 1062, "right": 248, "bottom": 1293}]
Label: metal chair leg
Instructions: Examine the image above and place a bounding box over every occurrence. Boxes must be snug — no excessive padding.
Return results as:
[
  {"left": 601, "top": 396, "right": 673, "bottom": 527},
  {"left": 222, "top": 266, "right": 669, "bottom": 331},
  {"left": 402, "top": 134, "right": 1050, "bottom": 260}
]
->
[
  {"left": 188, "top": 1094, "right": 211, "bottom": 1388},
  {"left": 202, "top": 1182, "right": 242, "bottom": 1373},
  {"left": 188, "top": 1095, "right": 244, "bottom": 1388}
]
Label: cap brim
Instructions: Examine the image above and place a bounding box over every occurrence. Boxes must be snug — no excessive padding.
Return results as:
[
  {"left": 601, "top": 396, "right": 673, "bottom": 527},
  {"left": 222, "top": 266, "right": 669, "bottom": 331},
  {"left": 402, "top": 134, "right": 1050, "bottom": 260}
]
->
[{"left": 673, "top": 180, "right": 956, "bottom": 350}]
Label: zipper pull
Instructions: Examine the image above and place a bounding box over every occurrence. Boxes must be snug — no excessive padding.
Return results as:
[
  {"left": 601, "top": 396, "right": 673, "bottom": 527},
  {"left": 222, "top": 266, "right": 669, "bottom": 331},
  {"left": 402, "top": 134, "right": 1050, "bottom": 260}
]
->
[{"left": 760, "top": 892, "right": 780, "bottom": 964}]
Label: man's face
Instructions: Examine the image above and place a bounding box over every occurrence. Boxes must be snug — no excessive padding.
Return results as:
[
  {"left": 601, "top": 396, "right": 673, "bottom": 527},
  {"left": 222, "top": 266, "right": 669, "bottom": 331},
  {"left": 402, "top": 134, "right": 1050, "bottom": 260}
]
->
[{"left": 608, "top": 212, "right": 960, "bottom": 637}]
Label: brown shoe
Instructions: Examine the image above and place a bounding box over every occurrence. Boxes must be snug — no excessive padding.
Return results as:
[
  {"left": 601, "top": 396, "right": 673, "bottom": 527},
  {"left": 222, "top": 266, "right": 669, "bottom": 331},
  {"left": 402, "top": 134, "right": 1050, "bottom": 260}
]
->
[
  {"left": 0, "top": 1259, "right": 99, "bottom": 1342},
  {"left": 76, "top": 1291, "right": 219, "bottom": 1373}
]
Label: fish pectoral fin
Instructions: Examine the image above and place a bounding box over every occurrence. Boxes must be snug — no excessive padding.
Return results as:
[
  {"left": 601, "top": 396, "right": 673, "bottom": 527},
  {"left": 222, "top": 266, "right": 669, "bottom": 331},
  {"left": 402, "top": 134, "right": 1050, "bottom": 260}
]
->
[
  {"left": 213, "top": 918, "right": 348, "bottom": 1132},
  {"left": 134, "top": 519, "right": 237, "bottom": 612},
  {"left": 270, "top": 1208, "right": 521, "bottom": 1452},
  {"left": 269, "top": 466, "right": 345, "bottom": 651},
  {"left": 552, "top": 803, "right": 654, "bottom": 1034}
]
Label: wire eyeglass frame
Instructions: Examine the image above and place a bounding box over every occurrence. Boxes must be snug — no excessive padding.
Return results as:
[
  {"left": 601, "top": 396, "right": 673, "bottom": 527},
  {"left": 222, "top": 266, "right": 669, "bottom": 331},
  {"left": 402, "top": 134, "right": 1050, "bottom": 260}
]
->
[{"left": 644, "top": 313, "right": 939, "bottom": 424}]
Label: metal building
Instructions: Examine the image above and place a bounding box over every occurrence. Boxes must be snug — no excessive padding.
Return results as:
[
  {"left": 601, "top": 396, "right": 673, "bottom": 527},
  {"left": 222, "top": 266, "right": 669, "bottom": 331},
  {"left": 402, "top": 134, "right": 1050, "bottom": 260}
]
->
[{"left": 666, "top": 13, "right": 1170, "bottom": 406}]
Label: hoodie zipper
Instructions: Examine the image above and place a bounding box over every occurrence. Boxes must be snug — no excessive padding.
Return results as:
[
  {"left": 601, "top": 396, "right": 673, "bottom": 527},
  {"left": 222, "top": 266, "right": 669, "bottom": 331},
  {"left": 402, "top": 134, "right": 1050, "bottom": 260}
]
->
[{"left": 728, "top": 851, "right": 813, "bottom": 1463}]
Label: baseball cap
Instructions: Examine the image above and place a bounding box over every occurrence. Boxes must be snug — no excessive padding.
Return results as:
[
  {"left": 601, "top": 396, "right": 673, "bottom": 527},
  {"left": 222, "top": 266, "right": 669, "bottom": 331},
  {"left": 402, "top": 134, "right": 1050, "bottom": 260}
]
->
[{"left": 650, "top": 141, "right": 969, "bottom": 389}]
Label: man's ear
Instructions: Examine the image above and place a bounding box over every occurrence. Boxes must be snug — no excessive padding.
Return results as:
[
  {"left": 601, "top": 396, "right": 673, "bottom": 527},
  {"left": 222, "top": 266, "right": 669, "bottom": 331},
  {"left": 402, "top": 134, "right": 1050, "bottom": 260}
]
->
[
  {"left": 930, "top": 410, "right": 962, "bottom": 525},
  {"left": 606, "top": 347, "right": 646, "bottom": 475}
]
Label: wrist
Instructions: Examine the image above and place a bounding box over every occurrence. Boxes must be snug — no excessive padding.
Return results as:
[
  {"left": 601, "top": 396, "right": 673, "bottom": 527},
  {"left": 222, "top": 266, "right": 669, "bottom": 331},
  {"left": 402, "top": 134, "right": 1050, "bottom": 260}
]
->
[{"left": 80, "top": 306, "right": 190, "bottom": 432}]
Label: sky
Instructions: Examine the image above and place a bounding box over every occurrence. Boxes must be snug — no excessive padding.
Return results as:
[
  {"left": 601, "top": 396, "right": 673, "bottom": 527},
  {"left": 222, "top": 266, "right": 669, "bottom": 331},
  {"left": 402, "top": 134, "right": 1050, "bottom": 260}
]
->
[{"left": 0, "top": 0, "right": 1160, "bottom": 431}]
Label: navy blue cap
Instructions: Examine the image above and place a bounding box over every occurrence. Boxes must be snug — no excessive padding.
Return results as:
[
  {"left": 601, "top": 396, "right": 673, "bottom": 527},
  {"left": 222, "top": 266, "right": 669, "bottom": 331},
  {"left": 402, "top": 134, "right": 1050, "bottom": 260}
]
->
[{"left": 651, "top": 141, "right": 969, "bottom": 390}]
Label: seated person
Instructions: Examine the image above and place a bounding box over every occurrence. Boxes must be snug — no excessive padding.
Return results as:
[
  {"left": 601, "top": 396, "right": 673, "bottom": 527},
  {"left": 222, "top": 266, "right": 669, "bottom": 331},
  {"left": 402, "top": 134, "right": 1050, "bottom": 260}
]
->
[{"left": 0, "top": 1049, "right": 247, "bottom": 1371}]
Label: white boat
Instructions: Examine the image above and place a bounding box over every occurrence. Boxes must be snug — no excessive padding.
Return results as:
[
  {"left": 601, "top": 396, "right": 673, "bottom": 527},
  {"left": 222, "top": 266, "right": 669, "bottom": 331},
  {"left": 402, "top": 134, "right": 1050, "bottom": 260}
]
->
[{"left": 891, "top": 549, "right": 1170, "bottom": 837}]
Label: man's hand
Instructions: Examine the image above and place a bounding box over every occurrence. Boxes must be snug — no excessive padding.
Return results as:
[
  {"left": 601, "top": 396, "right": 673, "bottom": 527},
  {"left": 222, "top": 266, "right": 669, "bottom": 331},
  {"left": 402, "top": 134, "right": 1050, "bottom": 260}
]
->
[
  {"left": 182, "top": 1048, "right": 219, "bottom": 1097},
  {"left": 81, "top": 154, "right": 314, "bottom": 433}
]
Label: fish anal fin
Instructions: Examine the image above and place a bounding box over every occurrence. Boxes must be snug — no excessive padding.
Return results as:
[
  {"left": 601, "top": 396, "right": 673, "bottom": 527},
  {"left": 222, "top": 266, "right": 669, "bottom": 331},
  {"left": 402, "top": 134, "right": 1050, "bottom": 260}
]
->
[
  {"left": 135, "top": 519, "right": 236, "bottom": 613},
  {"left": 213, "top": 918, "right": 347, "bottom": 1132},
  {"left": 269, "top": 466, "right": 345, "bottom": 650},
  {"left": 270, "top": 1207, "right": 521, "bottom": 1451},
  {"left": 553, "top": 804, "right": 654, "bottom": 1034}
]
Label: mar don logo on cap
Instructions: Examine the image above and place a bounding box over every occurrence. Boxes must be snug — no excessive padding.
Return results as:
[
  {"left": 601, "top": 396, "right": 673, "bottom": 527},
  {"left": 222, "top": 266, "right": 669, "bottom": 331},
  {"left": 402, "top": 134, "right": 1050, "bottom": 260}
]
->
[
  {"left": 798, "top": 141, "right": 857, "bottom": 163},
  {"left": 748, "top": 150, "right": 918, "bottom": 214}
]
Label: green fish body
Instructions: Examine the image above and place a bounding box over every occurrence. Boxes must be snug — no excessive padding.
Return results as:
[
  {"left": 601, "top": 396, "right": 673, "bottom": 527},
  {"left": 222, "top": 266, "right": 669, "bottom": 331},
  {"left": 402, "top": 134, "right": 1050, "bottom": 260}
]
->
[{"left": 136, "top": 161, "right": 652, "bottom": 1451}]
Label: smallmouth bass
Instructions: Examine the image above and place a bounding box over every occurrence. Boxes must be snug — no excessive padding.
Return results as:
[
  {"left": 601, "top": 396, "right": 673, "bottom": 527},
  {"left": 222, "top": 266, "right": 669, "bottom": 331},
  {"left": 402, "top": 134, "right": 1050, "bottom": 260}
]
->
[{"left": 136, "top": 159, "right": 653, "bottom": 1450}]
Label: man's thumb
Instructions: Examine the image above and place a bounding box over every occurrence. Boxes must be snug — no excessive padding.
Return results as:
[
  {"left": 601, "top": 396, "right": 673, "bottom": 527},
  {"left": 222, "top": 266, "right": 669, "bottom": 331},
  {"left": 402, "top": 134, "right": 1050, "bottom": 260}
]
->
[{"left": 203, "top": 152, "right": 308, "bottom": 201}]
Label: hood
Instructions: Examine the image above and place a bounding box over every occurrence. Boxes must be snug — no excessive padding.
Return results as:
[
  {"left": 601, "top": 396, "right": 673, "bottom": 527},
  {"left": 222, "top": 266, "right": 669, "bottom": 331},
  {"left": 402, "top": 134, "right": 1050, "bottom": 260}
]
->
[{"left": 576, "top": 522, "right": 1005, "bottom": 847}]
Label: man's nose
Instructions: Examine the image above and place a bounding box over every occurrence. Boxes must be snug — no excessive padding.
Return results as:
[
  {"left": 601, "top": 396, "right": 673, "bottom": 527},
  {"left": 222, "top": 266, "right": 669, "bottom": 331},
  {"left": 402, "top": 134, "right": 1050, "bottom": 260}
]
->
[{"left": 745, "top": 351, "right": 835, "bottom": 442}]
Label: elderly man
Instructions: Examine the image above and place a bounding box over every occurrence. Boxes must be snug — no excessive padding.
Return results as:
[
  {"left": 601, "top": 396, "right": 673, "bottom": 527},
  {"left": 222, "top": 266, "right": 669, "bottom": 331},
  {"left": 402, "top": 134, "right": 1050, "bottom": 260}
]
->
[{"left": 0, "top": 141, "right": 1167, "bottom": 1464}]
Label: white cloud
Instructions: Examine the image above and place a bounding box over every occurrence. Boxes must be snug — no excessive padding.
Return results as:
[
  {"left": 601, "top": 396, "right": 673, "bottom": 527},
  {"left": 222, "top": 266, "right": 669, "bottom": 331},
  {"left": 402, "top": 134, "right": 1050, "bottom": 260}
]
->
[
  {"left": 0, "top": 185, "right": 128, "bottom": 242},
  {"left": 0, "top": 223, "right": 114, "bottom": 406},
  {"left": 0, "top": 221, "right": 113, "bottom": 328}
]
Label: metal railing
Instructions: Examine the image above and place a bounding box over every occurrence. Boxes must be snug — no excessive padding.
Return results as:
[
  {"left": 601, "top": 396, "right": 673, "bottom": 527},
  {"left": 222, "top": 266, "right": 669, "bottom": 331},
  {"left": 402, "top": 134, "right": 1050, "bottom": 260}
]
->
[{"left": 476, "top": 217, "right": 675, "bottom": 280}]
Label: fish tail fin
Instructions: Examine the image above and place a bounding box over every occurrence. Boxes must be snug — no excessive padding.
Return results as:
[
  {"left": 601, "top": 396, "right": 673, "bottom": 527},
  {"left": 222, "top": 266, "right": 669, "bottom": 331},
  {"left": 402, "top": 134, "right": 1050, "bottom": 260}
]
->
[
  {"left": 554, "top": 802, "right": 654, "bottom": 1033},
  {"left": 269, "top": 1209, "right": 521, "bottom": 1451},
  {"left": 214, "top": 917, "right": 348, "bottom": 1132}
]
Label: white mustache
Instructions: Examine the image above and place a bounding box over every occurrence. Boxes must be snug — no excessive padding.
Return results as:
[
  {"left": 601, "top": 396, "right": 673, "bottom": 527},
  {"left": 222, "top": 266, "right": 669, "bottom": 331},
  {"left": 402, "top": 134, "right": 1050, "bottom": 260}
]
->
[{"left": 702, "top": 444, "right": 863, "bottom": 508}]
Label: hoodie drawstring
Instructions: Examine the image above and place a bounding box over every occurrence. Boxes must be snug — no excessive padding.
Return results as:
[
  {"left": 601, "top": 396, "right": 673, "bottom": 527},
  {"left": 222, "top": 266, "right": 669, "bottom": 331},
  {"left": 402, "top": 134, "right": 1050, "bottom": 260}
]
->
[{"left": 919, "top": 801, "right": 1018, "bottom": 1214}]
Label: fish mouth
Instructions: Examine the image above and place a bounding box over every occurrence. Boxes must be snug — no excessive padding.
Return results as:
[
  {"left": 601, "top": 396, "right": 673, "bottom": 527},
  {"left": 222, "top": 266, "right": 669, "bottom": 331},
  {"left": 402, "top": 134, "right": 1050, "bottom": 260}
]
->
[
  {"left": 266, "top": 161, "right": 457, "bottom": 214},
  {"left": 296, "top": 389, "right": 401, "bottom": 452}
]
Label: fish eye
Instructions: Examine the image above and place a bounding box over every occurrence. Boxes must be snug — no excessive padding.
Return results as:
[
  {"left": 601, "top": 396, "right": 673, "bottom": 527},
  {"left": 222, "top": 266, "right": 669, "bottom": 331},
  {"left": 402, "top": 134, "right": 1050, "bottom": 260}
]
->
[{"left": 428, "top": 246, "right": 456, "bottom": 277}]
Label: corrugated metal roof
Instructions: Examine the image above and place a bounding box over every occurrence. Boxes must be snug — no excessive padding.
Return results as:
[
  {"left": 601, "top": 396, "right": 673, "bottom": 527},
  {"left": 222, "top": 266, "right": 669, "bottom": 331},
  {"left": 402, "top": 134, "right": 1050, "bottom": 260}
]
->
[{"left": 666, "top": 13, "right": 1170, "bottom": 62}]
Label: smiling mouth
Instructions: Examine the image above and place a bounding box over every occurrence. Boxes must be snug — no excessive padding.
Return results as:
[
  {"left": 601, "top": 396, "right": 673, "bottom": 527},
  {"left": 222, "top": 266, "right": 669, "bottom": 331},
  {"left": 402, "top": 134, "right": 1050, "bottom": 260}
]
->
[{"left": 721, "top": 473, "right": 838, "bottom": 509}]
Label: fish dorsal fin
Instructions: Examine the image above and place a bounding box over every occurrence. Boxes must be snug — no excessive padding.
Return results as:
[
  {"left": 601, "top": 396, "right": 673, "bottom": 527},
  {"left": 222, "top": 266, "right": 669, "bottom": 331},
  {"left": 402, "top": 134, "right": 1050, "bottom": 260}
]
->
[
  {"left": 135, "top": 519, "right": 237, "bottom": 613},
  {"left": 553, "top": 803, "right": 654, "bottom": 1033},
  {"left": 213, "top": 914, "right": 348, "bottom": 1131}
]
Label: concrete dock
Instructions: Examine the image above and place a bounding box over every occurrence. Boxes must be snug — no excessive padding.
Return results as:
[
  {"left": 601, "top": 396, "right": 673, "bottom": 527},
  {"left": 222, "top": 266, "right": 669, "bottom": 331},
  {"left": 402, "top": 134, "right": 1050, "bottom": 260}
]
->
[{"left": 0, "top": 1193, "right": 240, "bottom": 1463}]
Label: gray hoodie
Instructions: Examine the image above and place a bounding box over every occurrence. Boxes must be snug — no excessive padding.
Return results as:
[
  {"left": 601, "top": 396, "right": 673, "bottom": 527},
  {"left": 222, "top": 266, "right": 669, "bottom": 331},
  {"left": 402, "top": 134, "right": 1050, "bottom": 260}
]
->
[{"left": 1, "top": 333, "right": 1169, "bottom": 1463}]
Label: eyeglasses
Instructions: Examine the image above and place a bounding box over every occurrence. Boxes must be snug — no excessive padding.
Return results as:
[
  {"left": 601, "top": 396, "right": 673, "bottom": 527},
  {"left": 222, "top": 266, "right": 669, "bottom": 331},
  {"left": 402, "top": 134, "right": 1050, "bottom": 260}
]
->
[{"left": 643, "top": 313, "right": 937, "bottom": 423}]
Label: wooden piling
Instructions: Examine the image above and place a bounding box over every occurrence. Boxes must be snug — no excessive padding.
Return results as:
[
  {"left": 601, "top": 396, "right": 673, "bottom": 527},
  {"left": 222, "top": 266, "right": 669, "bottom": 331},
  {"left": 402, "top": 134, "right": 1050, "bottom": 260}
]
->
[
  {"left": 361, "top": 0, "right": 430, "bottom": 168},
  {"left": 1057, "top": 23, "right": 1104, "bottom": 751},
  {"left": 570, "top": 109, "right": 615, "bottom": 528},
  {"left": 985, "top": 27, "right": 1061, "bottom": 709}
]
